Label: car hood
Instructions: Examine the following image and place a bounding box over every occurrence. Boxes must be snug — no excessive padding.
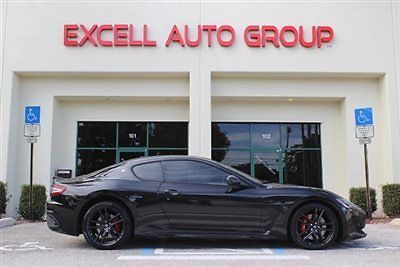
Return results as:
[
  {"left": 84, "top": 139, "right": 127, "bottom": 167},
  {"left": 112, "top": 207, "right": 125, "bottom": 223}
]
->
[{"left": 263, "top": 183, "right": 343, "bottom": 198}]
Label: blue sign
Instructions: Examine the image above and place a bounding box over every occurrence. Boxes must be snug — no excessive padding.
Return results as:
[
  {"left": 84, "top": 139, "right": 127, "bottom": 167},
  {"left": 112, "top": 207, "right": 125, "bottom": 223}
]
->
[
  {"left": 25, "top": 106, "right": 40, "bottom": 124},
  {"left": 354, "top": 107, "right": 373, "bottom": 126}
]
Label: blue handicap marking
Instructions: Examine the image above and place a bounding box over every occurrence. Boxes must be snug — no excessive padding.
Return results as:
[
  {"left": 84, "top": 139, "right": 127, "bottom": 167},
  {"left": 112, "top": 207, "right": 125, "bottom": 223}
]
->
[
  {"left": 140, "top": 247, "right": 154, "bottom": 255},
  {"left": 25, "top": 106, "right": 41, "bottom": 124},
  {"left": 271, "top": 248, "right": 285, "bottom": 255},
  {"left": 354, "top": 107, "right": 373, "bottom": 126}
]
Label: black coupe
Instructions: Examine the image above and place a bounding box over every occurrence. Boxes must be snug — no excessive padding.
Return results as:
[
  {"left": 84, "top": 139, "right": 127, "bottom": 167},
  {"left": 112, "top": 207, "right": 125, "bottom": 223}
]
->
[{"left": 47, "top": 156, "right": 366, "bottom": 250}]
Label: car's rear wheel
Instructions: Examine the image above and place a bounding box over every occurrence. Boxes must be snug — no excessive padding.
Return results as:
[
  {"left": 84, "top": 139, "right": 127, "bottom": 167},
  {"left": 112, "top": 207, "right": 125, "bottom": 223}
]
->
[
  {"left": 290, "top": 203, "right": 338, "bottom": 250},
  {"left": 82, "top": 201, "right": 132, "bottom": 250}
]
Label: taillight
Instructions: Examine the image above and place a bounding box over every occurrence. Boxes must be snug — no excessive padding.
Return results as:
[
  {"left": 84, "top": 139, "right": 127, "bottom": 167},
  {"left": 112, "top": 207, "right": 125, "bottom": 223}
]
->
[{"left": 50, "top": 184, "right": 66, "bottom": 198}]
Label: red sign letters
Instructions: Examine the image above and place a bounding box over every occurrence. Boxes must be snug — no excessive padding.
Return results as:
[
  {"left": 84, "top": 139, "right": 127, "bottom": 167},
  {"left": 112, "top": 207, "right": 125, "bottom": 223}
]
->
[{"left": 64, "top": 24, "right": 334, "bottom": 48}]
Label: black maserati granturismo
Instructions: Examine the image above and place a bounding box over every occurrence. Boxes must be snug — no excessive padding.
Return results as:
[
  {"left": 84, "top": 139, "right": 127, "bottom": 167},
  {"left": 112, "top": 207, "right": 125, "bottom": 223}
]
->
[{"left": 46, "top": 155, "right": 367, "bottom": 250}]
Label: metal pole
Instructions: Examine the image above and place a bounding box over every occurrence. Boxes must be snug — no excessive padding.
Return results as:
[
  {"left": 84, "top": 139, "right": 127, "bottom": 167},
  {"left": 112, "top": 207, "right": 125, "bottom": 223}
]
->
[
  {"left": 29, "top": 142, "right": 34, "bottom": 220},
  {"left": 363, "top": 143, "right": 372, "bottom": 219}
]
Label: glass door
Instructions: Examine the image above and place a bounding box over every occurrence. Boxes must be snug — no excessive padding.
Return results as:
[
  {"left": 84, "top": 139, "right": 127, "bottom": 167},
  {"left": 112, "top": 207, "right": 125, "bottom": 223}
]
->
[{"left": 252, "top": 149, "right": 283, "bottom": 184}]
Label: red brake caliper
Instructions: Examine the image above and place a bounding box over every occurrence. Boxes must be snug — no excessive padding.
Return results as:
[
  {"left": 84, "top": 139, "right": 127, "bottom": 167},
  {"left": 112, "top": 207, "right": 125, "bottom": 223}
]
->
[
  {"left": 300, "top": 215, "right": 309, "bottom": 235},
  {"left": 113, "top": 218, "right": 121, "bottom": 233}
]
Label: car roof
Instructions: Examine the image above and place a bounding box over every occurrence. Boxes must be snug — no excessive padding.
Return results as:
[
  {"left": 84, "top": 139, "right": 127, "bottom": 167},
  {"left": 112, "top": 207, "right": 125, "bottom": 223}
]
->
[{"left": 124, "top": 155, "right": 209, "bottom": 165}]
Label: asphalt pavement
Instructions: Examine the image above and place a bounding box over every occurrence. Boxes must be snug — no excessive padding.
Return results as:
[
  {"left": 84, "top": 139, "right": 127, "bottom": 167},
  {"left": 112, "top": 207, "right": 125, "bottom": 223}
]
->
[{"left": 1, "top": 222, "right": 400, "bottom": 267}]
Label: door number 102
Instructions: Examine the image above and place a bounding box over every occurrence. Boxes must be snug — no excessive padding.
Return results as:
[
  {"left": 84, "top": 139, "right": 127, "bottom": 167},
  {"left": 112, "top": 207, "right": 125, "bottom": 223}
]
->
[{"left": 262, "top": 133, "right": 271, "bottom": 140}]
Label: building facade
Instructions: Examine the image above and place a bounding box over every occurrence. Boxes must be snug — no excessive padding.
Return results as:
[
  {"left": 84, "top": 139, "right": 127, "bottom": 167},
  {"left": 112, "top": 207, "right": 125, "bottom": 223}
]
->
[{"left": 1, "top": 0, "right": 400, "bottom": 216}]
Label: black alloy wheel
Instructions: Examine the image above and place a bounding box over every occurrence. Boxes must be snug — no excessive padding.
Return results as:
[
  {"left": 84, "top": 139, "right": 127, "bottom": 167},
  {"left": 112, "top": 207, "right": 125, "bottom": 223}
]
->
[
  {"left": 290, "top": 203, "right": 338, "bottom": 250},
  {"left": 82, "top": 201, "right": 132, "bottom": 250}
]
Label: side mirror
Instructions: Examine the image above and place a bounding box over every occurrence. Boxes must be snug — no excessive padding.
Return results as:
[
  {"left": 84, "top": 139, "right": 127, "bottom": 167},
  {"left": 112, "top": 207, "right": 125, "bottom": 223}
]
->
[{"left": 226, "top": 175, "right": 241, "bottom": 186}]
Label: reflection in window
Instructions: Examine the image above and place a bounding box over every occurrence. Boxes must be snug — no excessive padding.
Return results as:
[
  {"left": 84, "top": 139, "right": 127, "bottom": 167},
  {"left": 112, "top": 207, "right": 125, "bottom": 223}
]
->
[
  {"left": 149, "top": 122, "right": 188, "bottom": 148},
  {"left": 212, "top": 149, "right": 251, "bottom": 175},
  {"left": 253, "top": 152, "right": 280, "bottom": 183},
  {"left": 76, "top": 149, "right": 116, "bottom": 176},
  {"left": 211, "top": 122, "right": 322, "bottom": 188},
  {"left": 251, "top": 124, "right": 280, "bottom": 148},
  {"left": 212, "top": 123, "right": 250, "bottom": 149},
  {"left": 281, "top": 124, "right": 320, "bottom": 149},
  {"left": 118, "top": 123, "right": 146, "bottom": 147},
  {"left": 77, "top": 122, "right": 116, "bottom": 147},
  {"left": 283, "top": 150, "right": 322, "bottom": 188}
]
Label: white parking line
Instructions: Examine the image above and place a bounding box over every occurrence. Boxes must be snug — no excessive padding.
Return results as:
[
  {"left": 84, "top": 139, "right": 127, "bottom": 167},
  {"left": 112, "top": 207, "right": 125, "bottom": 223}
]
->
[
  {"left": 0, "top": 242, "right": 53, "bottom": 251},
  {"left": 118, "top": 255, "right": 310, "bottom": 260}
]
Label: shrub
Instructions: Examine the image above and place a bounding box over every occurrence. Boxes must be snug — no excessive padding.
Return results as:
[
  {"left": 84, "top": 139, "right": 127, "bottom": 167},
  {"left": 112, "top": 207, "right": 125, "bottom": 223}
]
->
[
  {"left": 382, "top": 184, "right": 400, "bottom": 217},
  {"left": 18, "top": 184, "right": 47, "bottom": 220},
  {"left": 0, "top": 181, "right": 8, "bottom": 214},
  {"left": 349, "top": 187, "right": 377, "bottom": 215}
]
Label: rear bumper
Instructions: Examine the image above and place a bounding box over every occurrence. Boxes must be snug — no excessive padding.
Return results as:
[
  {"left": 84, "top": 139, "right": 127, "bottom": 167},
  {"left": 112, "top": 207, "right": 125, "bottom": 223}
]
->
[{"left": 46, "top": 201, "right": 80, "bottom": 236}]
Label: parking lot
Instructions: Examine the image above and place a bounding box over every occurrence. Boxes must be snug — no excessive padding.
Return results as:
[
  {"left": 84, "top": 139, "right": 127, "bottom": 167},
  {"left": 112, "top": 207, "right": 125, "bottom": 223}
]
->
[{"left": 1, "top": 222, "right": 400, "bottom": 267}]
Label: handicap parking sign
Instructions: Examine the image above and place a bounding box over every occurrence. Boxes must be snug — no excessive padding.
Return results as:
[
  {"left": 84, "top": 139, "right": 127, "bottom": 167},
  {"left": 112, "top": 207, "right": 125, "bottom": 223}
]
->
[
  {"left": 354, "top": 107, "right": 373, "bottom": 126},
  {"left": 25, "top": 106, "right": 40, "bottom": 124}
]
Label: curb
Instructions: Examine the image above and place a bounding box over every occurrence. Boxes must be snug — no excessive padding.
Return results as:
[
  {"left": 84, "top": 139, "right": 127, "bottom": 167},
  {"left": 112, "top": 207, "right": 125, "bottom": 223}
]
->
[
  {"left": 0, "top": 218, "right": 16, "bottom": 229},
  {"left": 389, "top": 218, "right": 400, "bottom": 227}
]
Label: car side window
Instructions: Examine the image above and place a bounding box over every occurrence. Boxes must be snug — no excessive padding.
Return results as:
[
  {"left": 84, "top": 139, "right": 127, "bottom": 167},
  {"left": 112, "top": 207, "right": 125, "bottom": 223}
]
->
[
  {"left": 132, "top": 162, "right": 164, "bottom": 182},
  {"left": 161, "top": 160, "right": 229, "bottom": 185}
]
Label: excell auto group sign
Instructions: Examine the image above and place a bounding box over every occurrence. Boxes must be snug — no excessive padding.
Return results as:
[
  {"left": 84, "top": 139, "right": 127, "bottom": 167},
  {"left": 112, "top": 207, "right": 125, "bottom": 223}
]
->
[{"left": 64, "top": 24, "right": 334, "bottom": 48}]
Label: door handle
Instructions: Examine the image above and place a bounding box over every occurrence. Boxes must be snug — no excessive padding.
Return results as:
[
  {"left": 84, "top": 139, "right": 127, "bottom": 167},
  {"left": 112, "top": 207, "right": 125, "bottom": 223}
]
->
[{"left": 164, "top": 189, "right": 179, "bottom": 197}]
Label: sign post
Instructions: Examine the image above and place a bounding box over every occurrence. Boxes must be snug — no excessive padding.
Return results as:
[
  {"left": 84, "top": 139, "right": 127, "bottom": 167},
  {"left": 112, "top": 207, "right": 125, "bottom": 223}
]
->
[
  {"left": 24, "top": 106, "right": 41, "bottom": 220},
  {"left": 354, "top": 107, "right": 374, "bottom": 219}
]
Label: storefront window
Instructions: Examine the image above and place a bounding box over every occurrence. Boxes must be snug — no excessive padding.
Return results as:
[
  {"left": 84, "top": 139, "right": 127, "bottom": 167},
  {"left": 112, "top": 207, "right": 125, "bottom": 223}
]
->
[
  {"left": 253, "top": 151, "right": 280, "bottom": 184},
  {"left": 77, "top": 122, "right": 116, "bottom": 148},
  {"left": 76, "top": 121, "right": 188, "bottom": 176},
  {"left": 212, "top": 123, "right": 250, "bottom": 149},
  {"left": 212, "top": 149, "right": 251, "bottom": 175},
  {"left": 281, "top": 123, "right": 321, "bottom": 149},
  {"left": 118, "top": 122, "right": 147, "bottom": 147},
  {"left": 212, "top": 122, "right": 322, "bottom": 188},
  {"left": 251, "top": 124, "right": 280, "bottom": 148},
  {"left": 149, "top": 122, "right": 188, "bottom": 148},
  {"left": 283, "top": 150, "right": 322, "bottom": 188},
  {"left": 76, "top": 149, "right": 116, "bottom": 175},
  {"left": 148, "top": 149, "right": 188, "bottom": 156}
]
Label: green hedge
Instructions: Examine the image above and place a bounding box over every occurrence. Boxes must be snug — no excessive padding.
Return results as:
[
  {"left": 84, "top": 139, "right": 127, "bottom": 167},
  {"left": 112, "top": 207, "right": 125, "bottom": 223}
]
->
[
  {"left": 0, "top": 181, "right": 8, "bottom": 214},
  {"left": 18, "top": 184, "right": 47, "bottom": 220},
  {"left": 349, "top": 187, "right": 377, "bottom": 215},
  {"left": 382, "top": 184, "right": 400, "bottom": 217}
]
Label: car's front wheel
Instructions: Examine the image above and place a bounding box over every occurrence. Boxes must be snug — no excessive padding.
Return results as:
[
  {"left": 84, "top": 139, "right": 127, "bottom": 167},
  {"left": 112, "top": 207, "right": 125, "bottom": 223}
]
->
[
  {"left": 290, "top": 203, "right": 339, "bottom": 250},
  {"left": 82, "top": 201, "right": 132, "bottom": 250}
]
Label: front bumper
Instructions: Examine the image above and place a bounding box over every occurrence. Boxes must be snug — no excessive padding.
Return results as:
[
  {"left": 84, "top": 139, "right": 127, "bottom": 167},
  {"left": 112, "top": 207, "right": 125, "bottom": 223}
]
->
[
  {"left": 46, "top": 201, "right": 80, "bottom": 236},
  {"left": 343, "top": 208, "right": 367, "bottom": 241}
]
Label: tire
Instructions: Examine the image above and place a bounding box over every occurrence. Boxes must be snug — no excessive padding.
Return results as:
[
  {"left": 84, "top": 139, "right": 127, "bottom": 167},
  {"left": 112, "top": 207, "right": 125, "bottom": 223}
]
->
[
  {"left": 82, "top": 201, "right": 133, "bottom": 250},
  {"left": 290, "top": 203, "right": 339, "bottom": 250}
]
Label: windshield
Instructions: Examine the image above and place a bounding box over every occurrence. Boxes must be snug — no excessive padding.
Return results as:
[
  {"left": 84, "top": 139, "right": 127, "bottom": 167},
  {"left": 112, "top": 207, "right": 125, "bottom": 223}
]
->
[{"left": 213, "top": 161, "right": 264, "bottom": 185}]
